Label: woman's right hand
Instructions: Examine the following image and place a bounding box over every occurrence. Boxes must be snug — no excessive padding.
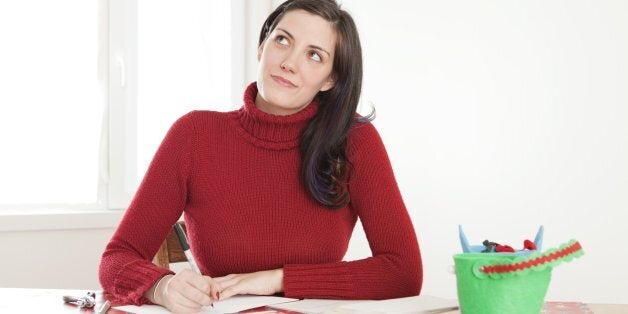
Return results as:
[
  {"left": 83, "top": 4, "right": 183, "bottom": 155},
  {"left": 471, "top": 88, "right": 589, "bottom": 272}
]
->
[{"left": 152, "top": 269, "right": 221, "bottom": 313}]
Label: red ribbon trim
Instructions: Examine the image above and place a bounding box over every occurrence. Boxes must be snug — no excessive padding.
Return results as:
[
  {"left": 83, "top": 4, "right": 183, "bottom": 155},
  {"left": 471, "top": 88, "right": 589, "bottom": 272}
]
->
[{"left": 481, "top": 241, "right": 582, "bottom": 274}]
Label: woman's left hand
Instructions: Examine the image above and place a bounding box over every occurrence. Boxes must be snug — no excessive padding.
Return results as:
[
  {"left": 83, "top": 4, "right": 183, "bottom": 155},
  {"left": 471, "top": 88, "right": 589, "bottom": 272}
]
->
[{"left": 213, "top": 268, "right": 284, "bottom": 300}]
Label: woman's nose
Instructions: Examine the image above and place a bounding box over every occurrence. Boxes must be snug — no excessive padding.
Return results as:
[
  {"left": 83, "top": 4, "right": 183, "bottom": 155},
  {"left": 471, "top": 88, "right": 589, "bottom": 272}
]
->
[
  {"left": 280, "top": 52, "right": 298, "bottom": 73},
  {"left": 280, "top": 62, "right": 293, "bottom": 72}
]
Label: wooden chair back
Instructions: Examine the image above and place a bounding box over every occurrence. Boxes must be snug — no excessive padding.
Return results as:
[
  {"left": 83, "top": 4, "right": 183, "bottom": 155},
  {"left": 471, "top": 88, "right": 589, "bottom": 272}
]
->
[{"left": 153, "top": 221, "right": 188, "bottom": 269}]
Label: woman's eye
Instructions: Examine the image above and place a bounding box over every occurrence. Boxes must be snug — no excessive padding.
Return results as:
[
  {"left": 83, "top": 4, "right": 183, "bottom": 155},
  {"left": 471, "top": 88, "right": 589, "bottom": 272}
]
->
[
  {"left": 276, "top": 36, "right": 289, "bottom": 46},
  {"left": 309, "top": 51, "right": 321, "bottom": 62}
]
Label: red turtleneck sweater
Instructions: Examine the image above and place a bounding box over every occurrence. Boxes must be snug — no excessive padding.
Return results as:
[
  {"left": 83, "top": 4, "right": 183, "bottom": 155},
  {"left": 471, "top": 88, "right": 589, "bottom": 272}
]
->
[{"left": 99, "top": 83, "right": 422, "bottom": 305}]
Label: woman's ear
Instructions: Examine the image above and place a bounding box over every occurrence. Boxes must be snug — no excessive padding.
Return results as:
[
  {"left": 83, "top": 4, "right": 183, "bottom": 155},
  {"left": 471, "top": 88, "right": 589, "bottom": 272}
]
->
[
  {"left": 257, "top": 41, "right": 265, "bottom": 61},
  {"left": 320, "top": 74, "right": 336, "bottom": 92}
]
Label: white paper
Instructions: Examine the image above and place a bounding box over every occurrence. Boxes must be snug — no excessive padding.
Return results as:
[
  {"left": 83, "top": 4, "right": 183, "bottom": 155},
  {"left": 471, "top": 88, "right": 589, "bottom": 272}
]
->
[
  {"left": 114, "top": 304, "right": 187, "bottom": 314},
  {"left": 269, "top": 299, "right": 370, "bottom": 314},
  {"left": 113, "top": 295, "right": 298, "bottom": 313},
  {"left": 213, "top": 295, "right": 298, "bottom": 313},
  {"left": 322, "top": 295, "right": 458, "bottom": 314}
]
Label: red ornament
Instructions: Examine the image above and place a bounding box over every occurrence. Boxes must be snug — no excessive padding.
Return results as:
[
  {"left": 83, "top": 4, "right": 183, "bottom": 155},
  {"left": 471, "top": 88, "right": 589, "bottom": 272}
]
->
[
  {"left": 496, "top": 244, "right": 515, "bottom": 253},
  {"left": 524, "top": 239, "right": 537, "bottom": 250}
]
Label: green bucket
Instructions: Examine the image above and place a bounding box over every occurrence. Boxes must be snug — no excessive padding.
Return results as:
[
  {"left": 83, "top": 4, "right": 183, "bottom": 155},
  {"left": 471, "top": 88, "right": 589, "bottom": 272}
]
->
[{"left": 453, "top": 240, "right": 583, "bottom": 314}]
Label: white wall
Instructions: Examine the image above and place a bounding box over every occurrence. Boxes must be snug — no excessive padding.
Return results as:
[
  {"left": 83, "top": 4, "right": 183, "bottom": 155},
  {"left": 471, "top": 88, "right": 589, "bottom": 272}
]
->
[
  {"left": 0, "top": 212, "right": 123, "bottom": 289},
  {"left": 341, "top": 0, "right": 628, "bottom": 304},
  {"left": 0, "top": 228, "right": 114, "bottom": 289},
  {"left": 1, "top": 0, "right": 626, "bottom": 305}
]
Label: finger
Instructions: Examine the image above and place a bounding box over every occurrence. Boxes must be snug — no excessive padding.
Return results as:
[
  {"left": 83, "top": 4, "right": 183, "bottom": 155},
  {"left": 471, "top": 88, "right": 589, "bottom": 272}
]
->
[
  {"left": 174, "top": 280, "right": 214, "bottom": 307},
  {"left": 182, "top": 276, "right": 215, "bottom": 305},
  {"left": 206, "top": 278, "right": 222, "bottom": 301},
  {"left": 214, "top": 277, "right": 240, "bottom": 298},
  {"left": 183, "top": 286, "right": 214, "bottom": 307},
  {"left": 179, "top": 269, "right": 218, "bottom": 304},
  {"left": 182, "top": 275, "right": 222, "bottom": 303},
  {"left": 167, "top": 283, "right": 202, "bottom": 306},
  {"left": 219, "top": 283, "right": 243, "bottom": 301},
  {"left": 168, "top": 277, "right": 212, "bottom": 308},
  {"left": 185, "top": 273, "right": 211, "bottom": 292}
]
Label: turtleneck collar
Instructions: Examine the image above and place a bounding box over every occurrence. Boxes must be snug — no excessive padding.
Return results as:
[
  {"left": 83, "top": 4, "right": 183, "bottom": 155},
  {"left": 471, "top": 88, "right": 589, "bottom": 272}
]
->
[{"left": 235, "top": 82, "right": 319, "bottom": 150}]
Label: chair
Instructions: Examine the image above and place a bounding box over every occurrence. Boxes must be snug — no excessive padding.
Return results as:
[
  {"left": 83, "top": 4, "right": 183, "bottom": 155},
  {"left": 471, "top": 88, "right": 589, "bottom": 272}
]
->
[{"left": 153, "top": 221, "right": 188, "bottom": 269}]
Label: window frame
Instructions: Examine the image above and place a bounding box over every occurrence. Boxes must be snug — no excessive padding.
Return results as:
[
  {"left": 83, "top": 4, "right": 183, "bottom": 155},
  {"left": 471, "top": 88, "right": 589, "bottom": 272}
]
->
[{"left": 0, "top": 0, "right": 267, "bottom": 220}]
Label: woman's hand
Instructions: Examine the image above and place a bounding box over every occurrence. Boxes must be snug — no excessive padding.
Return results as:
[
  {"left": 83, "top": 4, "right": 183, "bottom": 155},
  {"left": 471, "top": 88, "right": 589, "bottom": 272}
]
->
[
  {"left": 213, "top": 268, "right": 284, "bottom": 300},
  {"left": 149, "top": 269, "right": 221, "bottom": 313}
]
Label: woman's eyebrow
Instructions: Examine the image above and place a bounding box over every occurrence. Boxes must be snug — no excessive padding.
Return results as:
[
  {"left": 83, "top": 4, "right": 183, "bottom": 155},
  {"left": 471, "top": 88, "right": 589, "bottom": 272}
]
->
[{"left": 276, "top": 28, "right": 331, "bottom": 57}]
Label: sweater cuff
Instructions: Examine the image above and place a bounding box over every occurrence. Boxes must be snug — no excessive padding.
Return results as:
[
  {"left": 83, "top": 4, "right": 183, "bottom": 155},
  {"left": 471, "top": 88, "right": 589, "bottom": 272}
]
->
[
  {"left": 283, "top": 263, "right": 357, "bottom": 299},
  {"left": 111, "top": 260, "right": 174, "bottom": 305}
]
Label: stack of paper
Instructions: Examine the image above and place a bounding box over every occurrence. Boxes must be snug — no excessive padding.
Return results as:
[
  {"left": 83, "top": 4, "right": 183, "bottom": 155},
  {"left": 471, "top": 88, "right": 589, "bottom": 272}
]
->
[
  {"left": 269, "top": 299, "right": 369, "bottom": 313},
  {"left": 271, "top": 295, "right": 459, "bottom": 314},
  {"left": 114, "top": 294, "right": 458, "bottom": 314},
  {"left": 114, "top": 295, "right": 298, "bottom": 313}
]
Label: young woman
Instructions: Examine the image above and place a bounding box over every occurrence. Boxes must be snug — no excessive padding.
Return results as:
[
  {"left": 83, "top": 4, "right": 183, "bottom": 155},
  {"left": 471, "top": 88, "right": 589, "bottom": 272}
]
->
[{"left": 99, "top": 0, "right": 422, "bottom": 312}]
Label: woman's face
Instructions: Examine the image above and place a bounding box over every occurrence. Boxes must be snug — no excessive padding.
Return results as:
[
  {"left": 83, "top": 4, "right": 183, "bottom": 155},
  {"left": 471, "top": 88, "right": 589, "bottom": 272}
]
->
[{"left": 256, "top": 9, "right": 337, "bottom": 116}]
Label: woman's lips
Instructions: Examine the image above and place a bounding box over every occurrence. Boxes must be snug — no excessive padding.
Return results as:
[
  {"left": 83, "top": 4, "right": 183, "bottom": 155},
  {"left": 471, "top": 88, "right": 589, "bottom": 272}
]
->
[{"left": 271, "top": 75, "right": 297, "bottom": 88}]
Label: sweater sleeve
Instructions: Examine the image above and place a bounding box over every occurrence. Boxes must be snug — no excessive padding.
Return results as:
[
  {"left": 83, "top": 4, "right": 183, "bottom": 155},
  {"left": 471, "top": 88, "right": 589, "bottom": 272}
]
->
[
  {"left": 98, "top": 112, "right": 195, "bottom": 305},
  {"left": 283, "top": 122, "right": 423, "bottom": 300}
]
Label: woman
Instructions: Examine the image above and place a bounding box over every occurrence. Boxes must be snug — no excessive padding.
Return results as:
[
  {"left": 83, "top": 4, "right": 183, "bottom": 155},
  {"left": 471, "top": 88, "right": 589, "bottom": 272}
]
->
[{"left": 99, "top": 0, "right": 422, "bottom": 312}]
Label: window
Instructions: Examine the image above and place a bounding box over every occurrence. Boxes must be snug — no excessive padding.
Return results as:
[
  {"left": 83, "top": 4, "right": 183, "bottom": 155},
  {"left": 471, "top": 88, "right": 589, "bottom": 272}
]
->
[
  {"left": 136, "top": 0, "right": 233, "bottom": 182},
  {"left": 0, "top": 0, "right": 236, "bottom": 211},
  {"left": 0, "top": 1, "right": 101, "bottom": 208}
]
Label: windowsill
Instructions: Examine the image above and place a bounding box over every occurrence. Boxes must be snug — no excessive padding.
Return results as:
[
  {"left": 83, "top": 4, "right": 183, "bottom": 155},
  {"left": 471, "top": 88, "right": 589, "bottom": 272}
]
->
[{"left": 0, "top": 209, "right": 125, "bottom": 232}]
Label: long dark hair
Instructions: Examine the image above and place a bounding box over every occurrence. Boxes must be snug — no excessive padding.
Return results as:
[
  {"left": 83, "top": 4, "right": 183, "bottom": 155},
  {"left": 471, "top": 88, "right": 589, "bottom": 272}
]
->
[{"left": 259, "top": 0, "right": 370, "bottom": 209}]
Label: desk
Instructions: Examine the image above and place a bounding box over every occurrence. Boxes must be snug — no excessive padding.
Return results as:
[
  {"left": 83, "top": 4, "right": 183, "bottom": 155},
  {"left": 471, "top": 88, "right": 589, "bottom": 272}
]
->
[
  {"left": 0, "top": 288, "right": 121, "bottom": 313},
  {"left": 432, "top": 302, "right": 627, "bottom": 314},
  {"left": 0, "top": 288, "right": 286, "bottom": 314},
  {"left": 1, "top": 288, "right": 626, "bottom": 313}
]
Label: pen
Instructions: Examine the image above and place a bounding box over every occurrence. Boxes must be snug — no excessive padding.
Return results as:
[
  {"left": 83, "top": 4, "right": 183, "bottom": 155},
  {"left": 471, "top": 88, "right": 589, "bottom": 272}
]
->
[
  {"left": 95, "top": 300, "right": 111, "bottom": 314},
  {"left": 173, "top": 223, "right": 201, "bottom": 274},
  {"left": 173, "top": 223, "right": 218, "bottom": 309}
]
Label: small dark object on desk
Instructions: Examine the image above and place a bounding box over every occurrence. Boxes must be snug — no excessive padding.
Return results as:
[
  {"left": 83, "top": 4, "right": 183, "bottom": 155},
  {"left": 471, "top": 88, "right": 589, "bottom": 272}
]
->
[{"left": 482, "top": 239, "right": 499, "bottom": 252}]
